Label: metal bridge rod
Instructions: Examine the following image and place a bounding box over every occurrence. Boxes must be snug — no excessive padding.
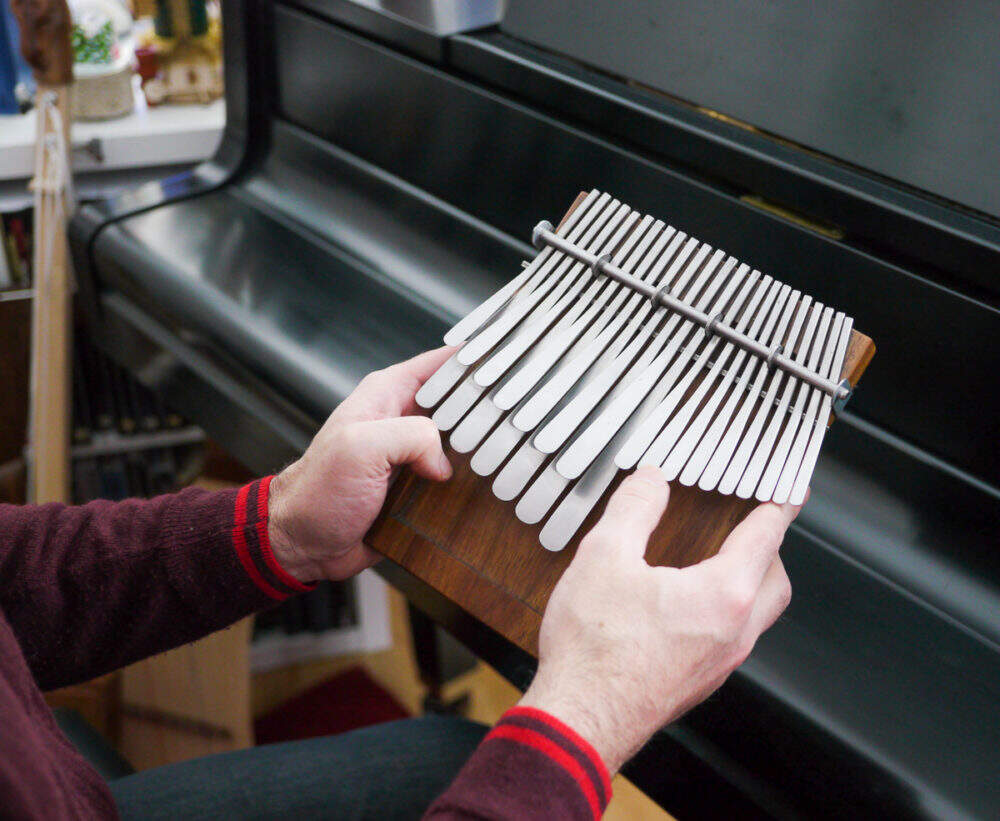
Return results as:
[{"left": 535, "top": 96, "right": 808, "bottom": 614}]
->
[{"left": 532, "top": 221, "right": 849, "bottom": 400}]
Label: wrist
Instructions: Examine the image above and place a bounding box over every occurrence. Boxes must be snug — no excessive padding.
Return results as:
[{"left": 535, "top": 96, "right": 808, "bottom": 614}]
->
[
  {"left": 264, "top": 472, "right": 321, "bottom": 586},
  {"left": 519, "top": 675, "right": 632, "bottom": 777}
]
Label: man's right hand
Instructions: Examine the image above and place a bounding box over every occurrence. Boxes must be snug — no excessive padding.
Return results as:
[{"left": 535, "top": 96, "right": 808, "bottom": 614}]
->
[{"left": 519, "top": 466, "right": 800, "bottom": 776}]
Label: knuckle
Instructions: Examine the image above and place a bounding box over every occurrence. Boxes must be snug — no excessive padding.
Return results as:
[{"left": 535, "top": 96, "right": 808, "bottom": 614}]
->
[
  {"left": 731, "top": 635, "right": 756, "bottom": 667},
  {"left": 750, "top": 525, "right": 784, "bottom": 559},
  {"left": 759, "top": 510, "right": 789, "bottom": 547},
  {"left": 777, "top": 576, "right": 792, "bottom": 611},
  {"left": 321, "top": 423, "right": 355, "bottom": 458},
  {"left": 359, "top": 369, "right": 384, "bottom": 389},
  {"left": 721, "top": 582, "right": 755, "bottom": 625},
  {"left": 413, "top": 415, "right": 440, "bottom": 442},
  {"left": 614, "top": 482, "right": 658, "bottom": 511}
]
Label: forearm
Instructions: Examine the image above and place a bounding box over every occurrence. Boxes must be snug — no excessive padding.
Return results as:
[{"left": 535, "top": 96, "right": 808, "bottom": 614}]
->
[
  {"left": 0, "top": 477, "right": 312, "bottom": 689},
  {"left": 425, "top": 707, "right": 612, "bottom": 820}
]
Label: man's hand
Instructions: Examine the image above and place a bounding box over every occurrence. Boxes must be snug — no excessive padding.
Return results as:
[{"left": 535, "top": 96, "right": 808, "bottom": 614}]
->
[
  {"left": 266, "top": 347, "right": 454, "bottom": 584},
  {"left": 519, "top": 466, "right": 800, "bottom": 775}
]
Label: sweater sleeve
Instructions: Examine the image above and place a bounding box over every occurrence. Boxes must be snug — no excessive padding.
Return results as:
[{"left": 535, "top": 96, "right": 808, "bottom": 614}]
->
[
  {"left": 0, "top": 476, "right": 314, "bottom": 690},
  {"left": 425, "top": 706, "right": 613, "bottom": 820}
]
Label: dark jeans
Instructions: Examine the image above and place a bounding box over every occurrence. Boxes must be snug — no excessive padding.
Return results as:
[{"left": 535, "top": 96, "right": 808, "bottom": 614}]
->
[{"left": 110, "top": 716, "right": 487, "bottom": 820}]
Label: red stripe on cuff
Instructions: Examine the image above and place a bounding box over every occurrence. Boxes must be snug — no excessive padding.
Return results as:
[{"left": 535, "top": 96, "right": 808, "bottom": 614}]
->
[
  {"left": 254, "top": 475, "right": 315, "bottom": 593},
  {"left": 487, "top": 724, "right": 602, "bottom": 821},
  {"left": 232, "top": 482, "right": 288, "bottom": 601},
  {"left": 505, "top": 706, "right": 612, "bottom": 802}
]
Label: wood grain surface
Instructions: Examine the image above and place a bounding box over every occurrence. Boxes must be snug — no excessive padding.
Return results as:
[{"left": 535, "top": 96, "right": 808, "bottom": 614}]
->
[{"left": 367, "top": 194, "right": 875, "bottom": 657}]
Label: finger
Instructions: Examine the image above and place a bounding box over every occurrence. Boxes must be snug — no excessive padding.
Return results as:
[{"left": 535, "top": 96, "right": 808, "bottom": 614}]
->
[
  {"left": 585, "top": 466, "right": 670, "bottom": 559},
  {"left": 702, "top": 499, "right": 801, "bottom": 589},
  {"left": 337, "top": 347, "right": 456, "bottom": 423},
  {"left": 741, "top": 556, "right": 792, "bottom": 647},
  {"left": 386, "top": 346, "right": 458, "bottom": 415},
  {"left": 357, "top": 416, "right": 452, "bottom": 481}
]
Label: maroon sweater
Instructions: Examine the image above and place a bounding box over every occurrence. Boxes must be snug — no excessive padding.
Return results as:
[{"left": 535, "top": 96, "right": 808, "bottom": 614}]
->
[{"left": 0, "top": 478, "right": 611, "bottom": 819}]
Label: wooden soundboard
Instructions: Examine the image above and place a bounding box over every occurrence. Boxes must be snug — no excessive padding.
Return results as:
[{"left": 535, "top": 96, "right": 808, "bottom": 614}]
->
[{"left": 367, "top": 194, "right": 875, "bottom": 657}]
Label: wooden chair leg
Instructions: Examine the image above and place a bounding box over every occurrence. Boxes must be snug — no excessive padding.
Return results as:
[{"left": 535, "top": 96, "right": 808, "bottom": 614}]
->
[{"left": 407, "top": 603, "right": 470, "bottom": 715}]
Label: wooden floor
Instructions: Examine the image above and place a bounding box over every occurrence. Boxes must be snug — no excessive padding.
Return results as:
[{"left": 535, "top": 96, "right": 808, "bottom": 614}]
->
[{"left": 254, "top": 586, "right": 673, "bottom": 820}]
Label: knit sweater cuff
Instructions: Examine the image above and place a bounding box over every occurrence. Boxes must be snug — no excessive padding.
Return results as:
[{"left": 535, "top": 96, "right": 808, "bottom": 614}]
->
[
  {"left": 425, "top": 706, "right": 613, "bottom": 820},
  {"left": 231, "top": 476, "right": 317, "bottom": 601},
  {"left": 491, "top": 706, "right": 613, "bottom": 818}
]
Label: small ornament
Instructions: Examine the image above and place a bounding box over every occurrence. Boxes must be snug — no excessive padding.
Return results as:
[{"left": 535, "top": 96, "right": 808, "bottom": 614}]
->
[
  {"left": 136, "top": 0, "right": 222, "bottom": 106},
  {"left": 71, "top": 14, "right": 115, "bottom": 64},
  {"left": 67, "top": 3, "right": 134, "bottom": 119}
]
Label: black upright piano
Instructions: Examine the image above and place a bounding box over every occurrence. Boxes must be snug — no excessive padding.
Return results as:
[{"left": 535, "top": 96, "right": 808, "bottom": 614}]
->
[{"left": 70, "top": 2, "right": 1000, "bottom": 817}]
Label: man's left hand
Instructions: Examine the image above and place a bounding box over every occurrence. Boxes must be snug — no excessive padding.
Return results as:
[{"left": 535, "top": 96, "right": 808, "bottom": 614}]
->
[{"left": 266, "top": 347, "right": 454, "bottom": 583}]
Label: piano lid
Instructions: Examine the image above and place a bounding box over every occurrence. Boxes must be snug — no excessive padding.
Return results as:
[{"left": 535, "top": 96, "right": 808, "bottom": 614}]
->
[{"left": 503, "top": 0, "right": 1000, "bottom": 221}]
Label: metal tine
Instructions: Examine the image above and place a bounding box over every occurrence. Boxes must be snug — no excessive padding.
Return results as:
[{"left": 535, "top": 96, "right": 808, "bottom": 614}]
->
[
  {"left": 495, "top": 238, "right": 691, "bottom": 500},
  {"left": 539, "top": 469, "right": 605, "bottom": 551},
  {"left": 754, "top": 306, "right": 833, "bottom": 501},
  {"left": 491, "top": 433, "right": 547, "bottom": 499},
  {"left": 471, "top": 414, "right": 527, "bottom": 476},
  {"left": 677, "top": 282, "right": 790, "bottom": 486},
  {"left": 473, "top": 213, "right": 651, "bottom": 388},
  {"left": 716, "top": 297, "right": 813, "bottom": 495},
  {"left": 609, "top": 263, "right": 760, "bottom": 475},
  {"left": 442, "top": 189, "right": 602, "bottom": 347},
  {"left": 450, "top": 392, "right": 505, "bottom": 454},
  {"left": 511, "top": 230, "right": 690, "bottom": 433},
  {"left": 417, "top": 191, "right": 609, "bottom": 409},
  {"left": 415, "top": 352, "right": 474, "bottom": 410},
  {"left": 696, "top": 286, "right": 799, "bottom": 491},
  {"left": 519, "top": 249, "right": 734, "bottom": 522},
  {"left": 457, "top": 199, "right": 628, "bottom": 367},
  {"left": 451, "top": 216, "right": 655, "bottom": 453},
  {"left": 538, "top": 312, "right": 702, "bottom": 549},
  {"left": 591, "top": 253, "right": 738, "bottom": 472},
  {"left": 533, "top": 243, "right": 722, "bottom": 455},
  {"left": 788, "top": 317, "right": 853, "bottom": 504},
  {"left": 487, "top": 235, "right": 689, "bottom": 496},
  {"left": 515, "top": 457, "right": 572, "bottom": 525},
  {"left": 648, "top": 273, "right": 775, "bottom": 476},
  {"left": 432, "top": 200, "right": 630, "bottom": 430},
  {"left": 770, "top": 311, "right": 844, "bottom": 503},
  {"left": 494, "top": 224, "right": 680, "bottom": 478},
  {"left": 489, "top": 236, "right": 699, "bottom": 495},
  {"left": 491, "top": 218, "right": 668, "bottom": 410},
  {"left": 731, "top": 300, "right": 823, "bottom": 498}
]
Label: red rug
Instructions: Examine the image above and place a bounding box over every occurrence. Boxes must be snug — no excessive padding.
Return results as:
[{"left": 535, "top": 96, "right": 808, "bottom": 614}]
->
[{"left": 254, "top": 666, "right": 410, "bottom": 746}]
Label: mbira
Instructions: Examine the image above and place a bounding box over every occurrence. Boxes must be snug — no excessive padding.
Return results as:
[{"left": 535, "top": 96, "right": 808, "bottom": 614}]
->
[{"left": 367, "top": 190, "right": 875, "bottom": 655}]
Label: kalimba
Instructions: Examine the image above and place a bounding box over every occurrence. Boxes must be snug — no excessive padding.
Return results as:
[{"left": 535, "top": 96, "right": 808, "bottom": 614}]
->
[{"left": 367, "top": 190, "right": 875, "bottom": 655}]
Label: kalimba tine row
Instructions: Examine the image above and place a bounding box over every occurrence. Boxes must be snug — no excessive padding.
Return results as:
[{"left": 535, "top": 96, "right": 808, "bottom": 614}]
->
[
  {"left": 414, "top": 189, "right": 864, "bottom": 551},
  {"left": 367, "top": 190, "right": 874, "bottom": 654}
]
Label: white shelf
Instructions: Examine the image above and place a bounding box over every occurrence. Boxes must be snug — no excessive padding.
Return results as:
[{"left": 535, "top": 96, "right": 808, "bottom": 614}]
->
[{"left": 0, "top": 80, "right": 225, "bottom": 184}]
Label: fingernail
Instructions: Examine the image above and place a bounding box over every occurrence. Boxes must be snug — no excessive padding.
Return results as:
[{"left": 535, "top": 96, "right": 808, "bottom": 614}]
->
[{"left": 438, "top": 453, "right": 453, "bottom": 478}]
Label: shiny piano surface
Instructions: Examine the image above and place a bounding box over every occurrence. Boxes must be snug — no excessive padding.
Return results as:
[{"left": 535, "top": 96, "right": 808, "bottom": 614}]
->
[{"left": 70, "top": 1, "right": 1000, "bottom": 817}]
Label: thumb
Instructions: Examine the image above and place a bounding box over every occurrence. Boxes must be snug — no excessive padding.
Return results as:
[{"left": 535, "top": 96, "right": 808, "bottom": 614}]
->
[
  {"left": 355, "top": 416, "right": 452, "bottom": 481},
  {"left": 585, "top": 466, "right": 670, "bottom": 560}
]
